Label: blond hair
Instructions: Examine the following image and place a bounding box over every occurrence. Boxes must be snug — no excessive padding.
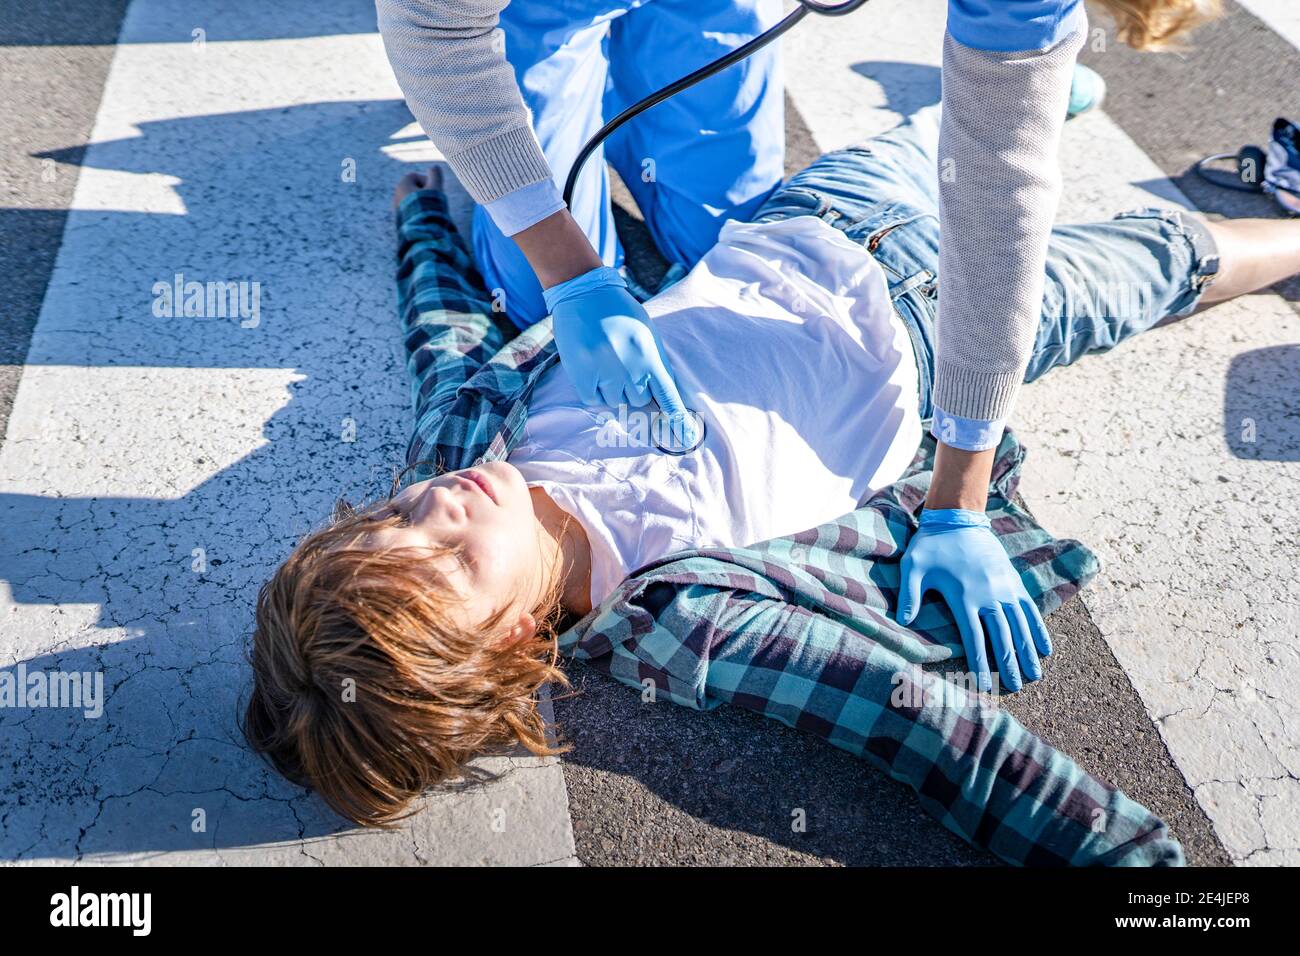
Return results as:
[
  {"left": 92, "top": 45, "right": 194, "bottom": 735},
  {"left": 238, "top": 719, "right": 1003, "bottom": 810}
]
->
[
  {"left": 1091, "top": 0, "right": 1222, "bottom": 50},
  {"left": 242, "top": 495, "right": 568, "bottom": 827}
]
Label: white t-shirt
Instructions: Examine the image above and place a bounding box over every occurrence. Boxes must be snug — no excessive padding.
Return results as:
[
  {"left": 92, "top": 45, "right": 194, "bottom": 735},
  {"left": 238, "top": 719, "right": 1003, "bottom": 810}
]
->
[{"left": 509, "top": 215, "right": 922, "bottom": 606}]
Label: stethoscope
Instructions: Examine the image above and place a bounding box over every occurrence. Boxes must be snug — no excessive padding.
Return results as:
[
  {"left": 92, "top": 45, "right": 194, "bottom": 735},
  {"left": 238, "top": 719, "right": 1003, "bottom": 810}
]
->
[
  {"left": 1194, "top": 144, "right": 1271, "bottom": 193},
  {"left": 1193, "top": 141, "right": 1299, "bottom": 222},
  {"left": 559, "top": 0, "right": 875, "bottom": 454}
]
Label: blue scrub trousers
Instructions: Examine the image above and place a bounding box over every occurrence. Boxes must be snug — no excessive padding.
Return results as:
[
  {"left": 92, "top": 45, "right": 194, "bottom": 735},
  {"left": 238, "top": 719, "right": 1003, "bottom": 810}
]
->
[{"left": 471, "top": 0, "right": 787, "bottom": 328}]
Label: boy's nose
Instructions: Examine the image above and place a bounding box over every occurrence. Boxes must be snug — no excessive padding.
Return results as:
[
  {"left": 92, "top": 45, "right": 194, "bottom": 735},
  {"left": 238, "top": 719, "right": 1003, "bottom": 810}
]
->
[{"left": 424, "top": 483, "right": 469, "bottom": 522}]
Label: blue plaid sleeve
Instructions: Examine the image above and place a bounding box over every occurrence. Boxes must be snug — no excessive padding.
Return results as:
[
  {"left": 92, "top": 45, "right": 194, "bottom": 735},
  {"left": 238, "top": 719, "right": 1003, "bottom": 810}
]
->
[
  {"left": 574, "top": 579, "right": 1183, "bottom": 867},
  {"left": 395, "top": 189, "right": 516, "bottom": 455}
]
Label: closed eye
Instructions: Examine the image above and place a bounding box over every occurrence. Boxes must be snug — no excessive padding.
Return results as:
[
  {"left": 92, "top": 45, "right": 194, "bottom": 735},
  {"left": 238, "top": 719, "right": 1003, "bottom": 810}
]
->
[
  {"left": 451, "top": 547, "right": 473, "bottom": 574},
  {"left": 380, "top": 501, "right": 411, "bottom": 527}
]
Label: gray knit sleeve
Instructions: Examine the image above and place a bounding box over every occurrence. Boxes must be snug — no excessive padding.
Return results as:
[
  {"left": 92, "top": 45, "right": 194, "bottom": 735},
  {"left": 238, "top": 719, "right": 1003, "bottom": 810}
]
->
[
  {"left": 932, "top": 19, "right": 1087, "bottom": 432},
  {"left": 375, "top": 0, "right": 553, "bottom": 204}
]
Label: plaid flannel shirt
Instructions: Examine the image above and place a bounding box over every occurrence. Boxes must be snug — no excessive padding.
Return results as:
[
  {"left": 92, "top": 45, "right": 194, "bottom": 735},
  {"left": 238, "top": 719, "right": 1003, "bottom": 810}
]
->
[{"left": 394, "top": 189, "right": 1184, "bottom": 867}]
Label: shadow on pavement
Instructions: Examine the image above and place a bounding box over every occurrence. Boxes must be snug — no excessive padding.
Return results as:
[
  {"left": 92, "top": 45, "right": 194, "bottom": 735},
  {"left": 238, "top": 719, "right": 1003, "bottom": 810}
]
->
[
  {"left": 1225, "top": 344, "right": 1300, "bottom": 460},
  {"left": 0, "top": 0, "right": 376, "bottom": 45},
  {"left": 1, "top": 99, "right": 423, "bottom": 859}
]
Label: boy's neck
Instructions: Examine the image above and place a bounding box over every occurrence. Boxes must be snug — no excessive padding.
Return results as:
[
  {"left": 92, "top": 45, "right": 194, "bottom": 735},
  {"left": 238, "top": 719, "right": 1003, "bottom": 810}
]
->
[{"left": 529, "top": 486, "right": 593, "bottom": 617}]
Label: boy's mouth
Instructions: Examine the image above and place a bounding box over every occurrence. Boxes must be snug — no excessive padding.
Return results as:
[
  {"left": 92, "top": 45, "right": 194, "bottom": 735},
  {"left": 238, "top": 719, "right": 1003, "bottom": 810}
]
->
[{"left": 461, "top": 469, "right": 499, "bottom": 506}]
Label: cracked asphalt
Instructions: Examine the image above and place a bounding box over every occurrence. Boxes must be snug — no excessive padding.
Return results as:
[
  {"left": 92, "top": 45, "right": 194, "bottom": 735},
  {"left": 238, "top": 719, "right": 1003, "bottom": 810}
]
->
[{"left": 2, "top": 0, "right": 1294, "bottom": 866}]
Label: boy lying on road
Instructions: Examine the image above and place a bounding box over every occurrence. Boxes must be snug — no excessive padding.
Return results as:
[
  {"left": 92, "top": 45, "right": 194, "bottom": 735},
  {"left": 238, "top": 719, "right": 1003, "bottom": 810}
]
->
[{"left": 244, "top": 106, "right": 1300, "bottom": 864}]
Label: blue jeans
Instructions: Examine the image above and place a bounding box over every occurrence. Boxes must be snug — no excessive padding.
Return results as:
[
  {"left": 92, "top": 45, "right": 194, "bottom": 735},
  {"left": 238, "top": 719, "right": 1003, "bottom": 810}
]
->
[
  {"left": 750, "top": 106, "right": 1221, "bottom": 418},
  {"left": 473, "top": 0, "right": 786, "bottom": 328}
]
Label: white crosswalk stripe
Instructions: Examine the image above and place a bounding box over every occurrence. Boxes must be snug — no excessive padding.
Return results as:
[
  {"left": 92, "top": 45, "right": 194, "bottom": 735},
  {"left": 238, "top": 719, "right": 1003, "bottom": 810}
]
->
[{"left": 1237, "top": 0, "right": 1300, "bottom": 51}]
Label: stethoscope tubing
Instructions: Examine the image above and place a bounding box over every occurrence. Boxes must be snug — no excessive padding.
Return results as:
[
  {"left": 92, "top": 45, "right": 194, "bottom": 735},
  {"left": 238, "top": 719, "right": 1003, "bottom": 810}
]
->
[
  {"left": 1193, "top": 151, "right": 1267, "bottom": 193},
  {"left": 561, "top": 0, "right": 874, "bottom": 208}
]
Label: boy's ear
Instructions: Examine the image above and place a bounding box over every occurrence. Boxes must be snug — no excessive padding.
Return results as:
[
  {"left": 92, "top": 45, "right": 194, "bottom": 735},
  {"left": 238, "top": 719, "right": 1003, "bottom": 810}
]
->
[{"left": 504, "top": 612, "right": 537, "bottom": 646}]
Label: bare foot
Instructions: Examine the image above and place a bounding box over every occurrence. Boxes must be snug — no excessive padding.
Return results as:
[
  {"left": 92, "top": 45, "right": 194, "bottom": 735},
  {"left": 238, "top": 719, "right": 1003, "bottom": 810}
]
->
[{"left": 393, "top": 165, "right": 445, "bottom": 209}]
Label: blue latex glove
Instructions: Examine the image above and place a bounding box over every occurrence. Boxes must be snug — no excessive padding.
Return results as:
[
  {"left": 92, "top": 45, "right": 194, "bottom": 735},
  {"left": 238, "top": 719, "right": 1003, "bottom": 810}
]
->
[
  {"left": 544, "top": 265, "right": 688, "bottom": 414},
  {"left": 896, "top": 508, "right": 1052, "bottom": 692}
]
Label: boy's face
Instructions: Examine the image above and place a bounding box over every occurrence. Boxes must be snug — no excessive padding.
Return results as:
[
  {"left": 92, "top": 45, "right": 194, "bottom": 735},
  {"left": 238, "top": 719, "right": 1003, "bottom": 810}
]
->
[{"left": 364, "top": 461, "right": 542, "bottom": 629}]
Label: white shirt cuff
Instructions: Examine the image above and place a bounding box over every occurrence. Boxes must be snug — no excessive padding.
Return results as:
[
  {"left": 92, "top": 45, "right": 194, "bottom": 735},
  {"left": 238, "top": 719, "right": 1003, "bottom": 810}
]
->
[
  {"left": 483, "top": 178, "right": 566, "bottom": 237},
  {"left": 930, "top": 405, "right": 1006, "bottom": 452}
]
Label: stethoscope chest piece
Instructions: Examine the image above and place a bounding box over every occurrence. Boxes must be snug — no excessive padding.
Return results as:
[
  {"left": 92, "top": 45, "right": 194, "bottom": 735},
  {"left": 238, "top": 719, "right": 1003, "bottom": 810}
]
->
[
  {"left": 1195, "top": 145, "right": 1269, "bottom": 193},
  {"left": 651, "top": 408, "right": 707, "bottom": 455}
]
